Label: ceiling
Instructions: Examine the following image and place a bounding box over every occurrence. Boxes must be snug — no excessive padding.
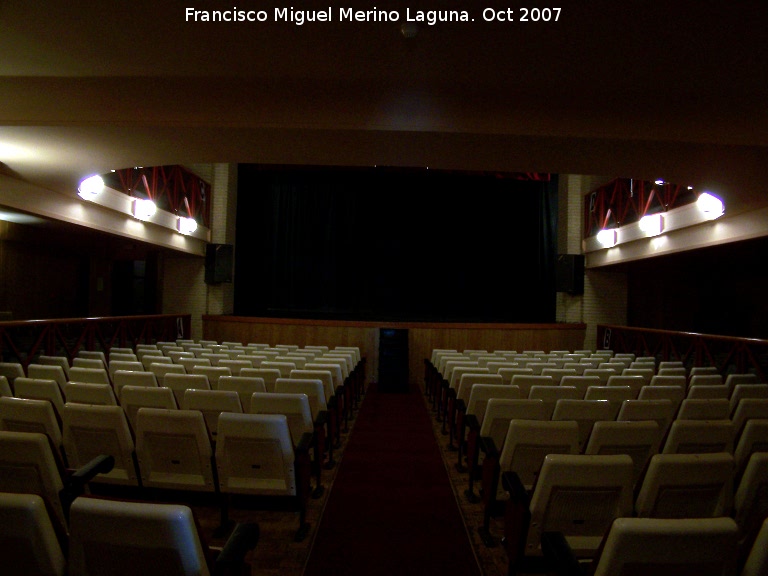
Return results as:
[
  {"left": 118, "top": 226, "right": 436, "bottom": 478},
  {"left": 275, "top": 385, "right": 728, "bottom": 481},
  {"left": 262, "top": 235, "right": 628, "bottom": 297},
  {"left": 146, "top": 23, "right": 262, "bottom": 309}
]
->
[{"left": 1, "top": 1, "right": 767, "bottom": 225}]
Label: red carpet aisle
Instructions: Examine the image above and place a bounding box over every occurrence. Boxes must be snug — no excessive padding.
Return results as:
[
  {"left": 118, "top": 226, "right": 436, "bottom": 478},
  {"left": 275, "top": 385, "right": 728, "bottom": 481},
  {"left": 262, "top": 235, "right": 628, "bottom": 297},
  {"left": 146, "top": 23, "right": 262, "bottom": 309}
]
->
[{"left": 302, "top": 382, "right": 482, "bottom": 576}]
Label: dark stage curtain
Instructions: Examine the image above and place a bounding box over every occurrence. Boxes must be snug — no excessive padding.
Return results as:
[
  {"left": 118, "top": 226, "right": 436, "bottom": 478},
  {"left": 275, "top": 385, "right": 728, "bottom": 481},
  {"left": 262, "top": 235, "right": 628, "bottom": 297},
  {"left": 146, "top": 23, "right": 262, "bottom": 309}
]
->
[{"left": 234, "top": 165, "right": 558, "bottom": 322}]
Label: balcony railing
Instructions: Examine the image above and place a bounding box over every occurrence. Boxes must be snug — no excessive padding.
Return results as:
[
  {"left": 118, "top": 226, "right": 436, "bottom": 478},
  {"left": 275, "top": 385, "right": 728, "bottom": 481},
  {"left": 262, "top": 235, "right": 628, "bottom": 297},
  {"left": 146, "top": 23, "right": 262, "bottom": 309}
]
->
[
  {"left": 0, "top": 314, "right": 191, "bottom": 370},
  {"left": 598, "top": 324, "right": 768, "bottom": 380}
]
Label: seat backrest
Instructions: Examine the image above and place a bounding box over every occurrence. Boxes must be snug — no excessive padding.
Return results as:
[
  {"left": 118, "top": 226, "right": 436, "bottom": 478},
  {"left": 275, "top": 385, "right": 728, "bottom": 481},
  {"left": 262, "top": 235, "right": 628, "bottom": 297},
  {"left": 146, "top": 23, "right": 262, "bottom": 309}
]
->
[
  {"left": 63, "top": 382, "right": 117, "bottom": 406},
  {"left": 551, "top": 399, "right": 617, "bottom": 450},
  {"left": 732, "top": 398, "right": 768, "bottom": 437},
  {"left": 511, "top": 375, "right": 554, "bottom": 398},
  {"left": 0, "top": 431, "right": 66, "bottom": 529},
  {"left": 677, "top": 398, "right": 730, "bottom": 420},
  {"left": 108, "top": 352, "right": 138, "bottom": 363},
  {"left": 635, "top": 452, "right": 734, "bottom": 518},
  {"left": 689, "top": 374, "right": 724, "bottom": 389},
  {"left": 27, "top": 364, "right": 67, "bottom": 393},
  {"left": 164, "top": 373, "right": 211, "bottom": 405},
  {"left": 13, "top": 378, "right": 65, "bottom": 419},
  {"left": 690, "top": 366, "right": 720, "bottom": 377},
  {"left": 498, "top": 419, "right": 580, "bottom": 490},
  {"left": 199, "top": 353, "right": 230, "bottom": 366},
  {"left": 0, "top": 492, "right": 66, "bottom": 576},
  {"left": 658, "top": 367, "right": 687, "bottom": 377},
  {"left": 274, "top": 378, "right": 326, "bottom": 420},
  {"left": 0, "top": 375, "right": 11, "bottom": 397},
  {"left": 112, "top": 370, "right": 158, "bottom": 401},
  {"left": 465, "top": 384, "right": 522, "bottom": 424},
  {"left": 240, "top": 368, "right": 282, "bottom": 393},
  {"left": 68, "top": 366, "right": 111, "bottom": 386},
  {"left": 479, "top": 399, "right": 549, "bottom": 450},
  {"left": 216, "top": 412, "right": 297, "bottom": 497},
  {"left": 148, "top": 362, "right": 186, "bottom": 386},
  {"left": 134, "top": 408, "right": 215, "bottom": 492},
  {"left": 527, "top": 454, "right": 634, "bottom": 557},
  {"left": 290, "top": 369, "right": 335, "bottom": 402},
  {"left": 68, "top": 496, "right": 211, "bottom": 576},
  {"left": 497, "top": 367, "right": 534, "bottom": 385},
  {"left": 606, "top": 375, "right": 645, "bottom": 396},
  {"left": 189, "top": 366, "right": 232, "bottom": 390},
  {"left": 687, "top": 384, "right": 730, "bottom": 399},
  {"left": 620, "top": 368, "right": 654, "bottom": 384},
  {"left": 72, "top": 357, "right": 106, "bottom": 371},
  {"left": 449, "top": 367, "right": 489, "bottom": 392},
  {"left": 37, "top": 356, "right": 70, "bottom": 378},
  {"left": 649, "top": 374, "right": 686, "bottom": 388},
  {"left": 617, "top": 399, "right": 676, "bottom": 444},
  {"left": 733, "top": 419, "right": 768, "bottom": 479},
  {"left": 584, "top": 386, "right": 636, "bottom": 419},
  {"left": 142, "top": 354, "right": 172, "bottom": 371},
  {"left": 457, "top": 373, "right": 502, "bottom": 403},
  {"left": 76, "top": 350, "right": 107, "bottom": 367},
  {"left": 539, "top": 368, "right": 578, "bottom": 385},
  {"left": 734, "top": 453, "right": 768, "bottom": 571},
  {"left": 260, "top": 361, "right": 297, "bottom": 379},
  {"left": 217, "top": 376, "right": 266, "bottom": 412},
  {"left": 582, "top": 368, "right": 618, "bottom": 385},
  {"left": 62, "top": 404, "right": 138, "bottom": 486},
  {"left": 637, "top": 385, "right": 685, "bottom": 412},
  {"left": 730, "top": 384, "right": 768, "bottom": 417},
  {"left": 742, "top": 517, "right": 768, "bottom": 576},
  {"left": 662, "top": 419, "right": 735, "bottom": 455},
  {"left": 724, "top": 372, "right": 760, "bottom": 394},
  {"left": 120, "top": 385, "right": 177, "bottom": 431},
  {"left": 107, "top": 360, "right": 144, "bottom": 381},
  {"left": 219, "top": 359, "right": 254, "bottom": 375},
  {"left": 250, "top": 391, "right": 314, "bottom": 445},
  {"left": 0, "top": 396, "right": 63, "bottom": 461},
  {"left": 592, "top": 517, "right": 738, "bottom": 576},
  {"left": 560, "top": 375, "right": 601, "bottom": 397},
  {"left": 528, "top": 385, "right": 580, "bottom": 419},
  {"left": 585, "top": 420, "right": 659, "bottom": 486},
  {"left": 181, "top": 389, "right": 242, "bottom": 442}
]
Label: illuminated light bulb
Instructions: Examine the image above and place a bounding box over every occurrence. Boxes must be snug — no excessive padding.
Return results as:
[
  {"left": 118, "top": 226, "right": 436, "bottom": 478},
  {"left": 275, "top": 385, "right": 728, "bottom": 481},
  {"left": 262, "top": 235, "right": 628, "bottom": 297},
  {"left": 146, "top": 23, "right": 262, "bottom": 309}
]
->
[
  {"left": 639, "top": 213, "right": 664, "bottom": 237},
  {"left": 697, "top": 192, "right": 724, "bottom": 219},
  {"left": 177, "top": 216, "right": 198, "bottom": 235},
  {"left": 132, "top": 198, "right": 156, "bottom": 220},
  {"left": 596, "top": 228, "right": 617, "bottom": 248},
  {"left": 78, "top": 175, "right": 104, "bottom": 199}
]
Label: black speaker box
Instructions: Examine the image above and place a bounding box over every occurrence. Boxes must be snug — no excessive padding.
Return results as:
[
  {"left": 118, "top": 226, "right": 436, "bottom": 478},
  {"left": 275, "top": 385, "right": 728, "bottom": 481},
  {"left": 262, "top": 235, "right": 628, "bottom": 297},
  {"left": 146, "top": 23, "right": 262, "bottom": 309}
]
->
[
  {"left": 205, "top": 244, "right": 234, "bottom": 284},
  {"left": 555, "top": 254, "right": 584, "bottom": 295}
]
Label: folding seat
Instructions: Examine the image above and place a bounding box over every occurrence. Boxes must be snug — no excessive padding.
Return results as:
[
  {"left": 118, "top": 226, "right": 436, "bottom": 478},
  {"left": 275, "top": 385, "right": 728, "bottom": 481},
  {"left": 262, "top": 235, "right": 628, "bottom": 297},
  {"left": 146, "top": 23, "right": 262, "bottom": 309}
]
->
[
  {"left": 109, "top": 347, "right": 136, "bottom": 355},
  {"left": 476, "top": 354, "right": 502, "bottom": 368},
  {"left": 73, "top": 357, "right": 107, "bottom": 371},
  {"left": 662, "top": 419, "right": 735, "bottom": 454},
  {"left": 637, "top": 384, "right": 685, "bottom": 414},
  {"left": 291, "top": 349, "right": 320, "bottom": 362},
  {"left": 629, "top": 361, "right": 656, "bottom": 373},
  {"left": 13, "top": 377, "right": 65, "bottom": 423},
  {"left": 250, "top": 391, "right": 324, "bottom": 497},
  {"left": 112, "top": 369, "right": 158, "bottom": 400},
  {"left": 135, "top": 343, "right": 159, "bottom": 353},
  {"left": 657, "top": 367, "right": 687, "bottom": 377},
  {"left": 620, "top": 367, "right": 654, "bottom": 385},
  {"left": 62, "top": 403, "right": 139, "bottom": 486},
  {"left": 539, "top": 517, "right": 739, "bottom": 576},
  {"left": 512, "top": 374, "right": 554, "bottom": 398},
  {"left": 0, "top": 361, "right": 25, "bottom": 386},
  {"left": 0, "top": 396, "right": 65, "bottom": 465},
  {"left": 76, "top": 350, "right": 107, "bottom": 367},
  {"left": 222, "top": 340, "right": 244, "bottom": 349},
  {"left": 190, "top": 365, "right": 232, "bottom": 389},
  {"left": 606, "top": 374, "right": 644, "bottom": 396},
  {"left": 485, "top": 361, "right": 519, "bottom": 375},
  {"left": 216, "top": 412, "right": 313, "bottom": 541},
  {"left": 551, "top": 398, "right": 616, "bottom": 451},
  {"left": 27, "top": 363, "right": 67, "bottom": 395},
  {"left": 304, "top": 361, "right": 347, "bottom": 428},
  {"left": 596, "top": 362, "right": 625, "bottom": 373},
  {"left": 120, "top": 385, "right": 177, "bottom": 431},
  {"left": 219, "top": 359, "right": 254, "bottom": 376},
  {"left": 107, "top": 360, "right": 144, "bottom": 384},
  {"left": 730, "top": 384, "right": 768, "bottom": 417},
  {"left": 579, "top": 358, "right": 602, "bottom": 369},
  {"left": 241, "top": 367, "right": 281, "bottom": 394},
  {"left": 237, "top": 353, "right": 267, "bottom": 367},
  {"left": 527, "top": 362, "right": 558, "bottom": 376},
  {"left": 200, "top": 352, "right": 230, "bottom": 366},
  {"left": 501, "top": 453, "right": 634, "bottom": 565},
  {"left": 734, "top": 453, "right": 768, "bottom": 570},
  {"left": 217, "top": 375, "right": 266, "bottom": 413},
  {"left": 539, "top": 368, "right": 578, "bottom": 385},
  {"left": 0, "top": 375, "right": 10, "bottom": 397},
  {"left": 613, "top": 353, "right": 636, "bottom": 362},
  {"left": 733, "top": 419, "right": 768, "bottom": 482},
  {"left": 0, "top": 492, "right": 66, "bottom": 576},
  {"left": 68, "top": 496, "right": 259, "bottom": 576},
  {"left": 304, "top": 345, "right": 329, "bottom": 354},
  {"left": 149, "top": 363, "right": 187, "bottom": 385},
  {"left": 290, "top": 368, "right": 341, "bottom": 444},
  {"left": 134, "top": 408, "right": 216, "bottom": 494},
  {"left": 497, "top": 367, "right": 534, "bottom": 386},
  {"left": 464, "top": 399, "right": 548, "bottom": 503},
  {"left": 742, "top": 517, "right": 768, "bottom": 576},
  {"left": 725, "top": 372, "right": 760, "bottom": 395},
  {"left": 246, "top": 342, "right": 270, "bottom": 351},
  {"left": 63, "top": 382, "right": 118, "bottom": 406},
  {"left": 584, "top": 385, "right": 635, "bottom": 419},
  {"left": 635, "top": 356, "right": 656, "bottom": 364},
  {"left": 37, "top": 356, "right": 70, "bottom": 379},
  {"left": 585, "top": 420, "right": 659, "bottom": 487},
  {"left": 690, "top": 366, "right": 720, "bottom": 377},
  {"left": 616, "top": 398, "right": 676, "bottom": 445},
  {"left": 528, "top": 384, "right": 580, "bottom": 419},
  {"left": 177, "top": 357, "right": 212, "bottom": 371},
  {"left": 451, "top": 372, "right": 501, "bottom": 447},
  {"left": 658, "top": 360, "right": 684, "bottom": 370},
  {"left": 68, "top": 366, "right": 111, "bottom": 386},
  {"left": 676, "top": 397, "right": 730, "bottom": 420},
  {"left": 164, "top": 373, "right": 211, "bottom": 405},
  {"left": 635, "top": 452, "right": 734, "bottom": 518},
  {"left": 181, "top": 389, "right": 243, "bottom": 443},
  {"left": 732, "top": 398, "right": 768, "bottom": 438},
  {"left": 141, "top": 354, "right": 172, "bottom": 370}
]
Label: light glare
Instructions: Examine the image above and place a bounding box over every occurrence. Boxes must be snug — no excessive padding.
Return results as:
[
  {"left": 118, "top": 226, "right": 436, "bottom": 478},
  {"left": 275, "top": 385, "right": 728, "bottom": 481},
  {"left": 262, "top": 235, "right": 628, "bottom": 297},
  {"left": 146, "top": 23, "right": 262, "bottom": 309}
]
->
[
  {"left": 697, "top": 192, "right": 724, "bottom": 219},
  {"left": 78, "top": 175, "right": 104, "bottom": 199},
  {"left": 596, "top": 228, "right": 617, "bottom": 248},
  {"left": 177, "top": 216, "right": 198, "bottom": 235},
  {"left": 132, "top": 198, "right": 156, "bottom": 220}
]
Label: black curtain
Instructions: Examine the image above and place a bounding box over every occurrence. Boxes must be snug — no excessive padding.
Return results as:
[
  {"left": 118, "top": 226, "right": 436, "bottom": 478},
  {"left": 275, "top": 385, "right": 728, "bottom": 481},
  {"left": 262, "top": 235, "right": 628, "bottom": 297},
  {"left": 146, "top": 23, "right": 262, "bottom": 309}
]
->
[{"left": 235, "top": 165, "right": 557, "bottom": 322}]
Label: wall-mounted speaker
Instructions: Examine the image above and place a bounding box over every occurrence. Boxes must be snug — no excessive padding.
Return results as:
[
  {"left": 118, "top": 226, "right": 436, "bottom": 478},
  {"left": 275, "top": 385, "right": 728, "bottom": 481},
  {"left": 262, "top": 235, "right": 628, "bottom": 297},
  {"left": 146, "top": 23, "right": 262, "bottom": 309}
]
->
[
  {"left": 555, "top": 254, "right": 584, "bottom": 295},
  {"left": 205, "top": 244, "right": 234, "bottom": 284}
]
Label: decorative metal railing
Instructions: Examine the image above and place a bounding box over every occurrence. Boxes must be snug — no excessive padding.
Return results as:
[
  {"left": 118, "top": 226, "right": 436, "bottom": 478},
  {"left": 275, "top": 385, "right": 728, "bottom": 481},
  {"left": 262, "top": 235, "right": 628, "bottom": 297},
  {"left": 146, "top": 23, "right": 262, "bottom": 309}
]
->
[
  {"left": 0, "top": 314, "right": 191, "bottom": 370},
  {"left": 598, "top": 324, "right": 768, "bottom": 380}
]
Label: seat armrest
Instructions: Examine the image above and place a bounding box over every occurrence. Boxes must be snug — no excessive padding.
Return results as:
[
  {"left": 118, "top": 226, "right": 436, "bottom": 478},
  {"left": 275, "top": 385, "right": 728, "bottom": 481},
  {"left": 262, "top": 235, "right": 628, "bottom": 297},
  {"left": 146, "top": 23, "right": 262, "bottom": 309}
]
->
[
  {"left": 479, "top": 435, "right": 498, "bottom": 457},
  {"left": 296, "top": 432, "right": 314, "bottom": 453},
  {"left": 540, "top": 531, "right": 584, "bottom": 576},
  {"left": 60, "top": 454, "right": 115, "bottom": 517},
  {"left": 314, "top": 410, "right": 329, "bottom": 428},
  {"left": 501, "top": 471, "right": 534, "bottom": 570},
  {"left": 465, "top": 413, "right": 480, "bottom": 432},
  {"left": 214, "top": 522, "right": 260, "bottom": 576}
]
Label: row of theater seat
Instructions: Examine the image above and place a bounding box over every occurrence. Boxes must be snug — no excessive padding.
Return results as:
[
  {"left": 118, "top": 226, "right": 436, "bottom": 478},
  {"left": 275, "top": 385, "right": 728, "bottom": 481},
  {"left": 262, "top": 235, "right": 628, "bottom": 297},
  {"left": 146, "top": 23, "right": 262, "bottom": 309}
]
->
[
  {"left": 425, "top": 348, "right": 768, "bottom": 575},
  {"left": 0, "top": 340, "right": 364, "bottom": 559}
]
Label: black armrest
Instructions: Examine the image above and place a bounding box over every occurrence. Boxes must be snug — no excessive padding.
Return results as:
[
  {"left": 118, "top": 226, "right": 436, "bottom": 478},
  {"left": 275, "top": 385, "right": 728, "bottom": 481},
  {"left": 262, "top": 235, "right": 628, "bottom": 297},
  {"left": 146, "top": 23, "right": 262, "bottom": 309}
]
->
[
  {"left": 479, "top": 435, "right": 498, "bottom": 457},
  {"left": 541, "top": 531, "right": 585, "bottom": 576},
  {"left": 314, "top": 410, "right": 329, "bottom": 428},
  {"left": 455, "top": 398, "right": 467, "bottom": 414},
  {"left": 501, "top": 471, "right": 533, "bottom": 569},
  {"left": 465, "top": 413, "right": 480, "bottom": 433},
  {"left": 60, "top": 454, "right": 115, "bottom": 517},
  {"left": 214, "top": 522, "right": 260, "bottom": 576},
  {"left": 296, "top": 431, "right": 314, "bottom": 453}
]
